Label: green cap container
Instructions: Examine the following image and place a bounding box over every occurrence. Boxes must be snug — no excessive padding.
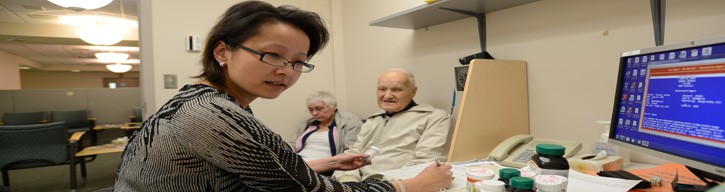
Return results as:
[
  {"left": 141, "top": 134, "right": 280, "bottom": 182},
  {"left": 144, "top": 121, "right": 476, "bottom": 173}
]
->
[
  {"left": 510, "top": 176, "right": 535, "bottom": 189},
  {"left": 535, "top": 144, "right": 566, "bottom": 156},
  {"left": 498, "top": 168, "right": 521, "bottom": 179}
]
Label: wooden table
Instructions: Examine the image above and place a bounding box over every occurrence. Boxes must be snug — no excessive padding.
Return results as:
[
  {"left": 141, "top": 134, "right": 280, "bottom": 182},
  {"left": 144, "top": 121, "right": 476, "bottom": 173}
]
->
[
  {"left": 75, "top": 144, "right": 125, "bottom": 157},
  {"left": 93, "top": 123, "right": 141, "bottom": 136}
]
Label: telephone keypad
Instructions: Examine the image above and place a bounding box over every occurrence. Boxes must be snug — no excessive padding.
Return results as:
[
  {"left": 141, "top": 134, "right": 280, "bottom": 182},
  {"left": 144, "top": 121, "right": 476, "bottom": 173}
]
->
[{"left": 513, "top": 149, "right": 535, "bottom": 163}]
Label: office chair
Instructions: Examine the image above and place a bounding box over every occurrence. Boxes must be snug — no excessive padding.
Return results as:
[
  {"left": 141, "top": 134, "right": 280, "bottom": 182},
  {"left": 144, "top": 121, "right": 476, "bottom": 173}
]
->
[
  {"left": 0, "top": 111, "right": 49, "bottom": 126},
  {"left": 129, "top": 106, "right": 143, "bottom": 123},
  {"left": 51, "top": 110, "right": 98, "bottom": 145},
  {"left": 0, "top": 122, "right": 88, "bottom": 191}
]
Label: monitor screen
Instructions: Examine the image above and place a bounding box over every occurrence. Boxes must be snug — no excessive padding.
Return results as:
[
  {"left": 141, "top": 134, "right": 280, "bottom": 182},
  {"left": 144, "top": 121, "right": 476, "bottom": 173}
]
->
[{"left": 609, "top": 35, "right": 725, "bottom": 178}]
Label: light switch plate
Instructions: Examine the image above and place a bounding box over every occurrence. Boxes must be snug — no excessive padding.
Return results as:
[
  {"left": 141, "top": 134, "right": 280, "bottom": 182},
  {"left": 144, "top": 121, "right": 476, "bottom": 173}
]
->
[{"left": 164, "top": 74, "right": 177, "bottom": 89}]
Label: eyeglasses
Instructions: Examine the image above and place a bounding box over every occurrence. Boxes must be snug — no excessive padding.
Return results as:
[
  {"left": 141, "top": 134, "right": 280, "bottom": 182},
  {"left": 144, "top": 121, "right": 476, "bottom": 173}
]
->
[
  {"left": 307, "top": 106, "right": 327, "bottom": 113},
  {"left": 237, "top": 45, "right": 315, "bottom": 73}
]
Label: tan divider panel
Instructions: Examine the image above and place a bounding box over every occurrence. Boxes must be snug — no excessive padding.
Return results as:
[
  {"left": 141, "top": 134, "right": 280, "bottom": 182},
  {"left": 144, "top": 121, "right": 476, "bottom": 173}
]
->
[{"left": 447, "top": 59, "right": 530, "bottom": 162}]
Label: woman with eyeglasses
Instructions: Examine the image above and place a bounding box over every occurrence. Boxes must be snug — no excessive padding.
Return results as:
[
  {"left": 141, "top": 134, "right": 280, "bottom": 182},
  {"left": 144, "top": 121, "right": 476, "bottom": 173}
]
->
[
  {"left": 114, "top": 1, "right": 452, "bottom": 191},
  {"left": 290, "top": 91, "right": 363, "bottom": 175}
]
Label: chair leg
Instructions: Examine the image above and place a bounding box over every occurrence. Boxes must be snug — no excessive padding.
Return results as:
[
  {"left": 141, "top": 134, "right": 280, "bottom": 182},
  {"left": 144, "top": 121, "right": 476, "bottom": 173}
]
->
[
  {"left": 2, "top": 170, "right": 9, "bottom": 187},
  {"left": 89, "top": 129, "right": 98, "bottom": 146},
  {"left": 80, "top": 159, "right": 87, "bottom": 183},
  {"left": 70, "top": 142, "right": 77, "bottom": 191}
]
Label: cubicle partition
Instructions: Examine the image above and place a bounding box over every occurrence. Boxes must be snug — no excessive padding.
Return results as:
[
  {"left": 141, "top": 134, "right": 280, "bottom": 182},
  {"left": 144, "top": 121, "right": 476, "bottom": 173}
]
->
[{"left": 0, "top": 88, "right": 142, "bottom": 127}]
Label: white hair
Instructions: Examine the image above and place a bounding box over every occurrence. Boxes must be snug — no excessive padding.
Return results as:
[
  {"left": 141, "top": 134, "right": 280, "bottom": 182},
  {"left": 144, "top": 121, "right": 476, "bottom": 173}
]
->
[
  {"left": 306, "top": 91, "right": 337, "bottom": 108},
  {"left": 383, "top": 68, "right": 416, "bottom": 88}
]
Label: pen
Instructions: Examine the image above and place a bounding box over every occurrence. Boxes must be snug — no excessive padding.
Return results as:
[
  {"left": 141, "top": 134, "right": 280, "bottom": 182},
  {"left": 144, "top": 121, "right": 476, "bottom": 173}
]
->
[{"left": 434, "top": 157, "right": 441, "bottom": 166}]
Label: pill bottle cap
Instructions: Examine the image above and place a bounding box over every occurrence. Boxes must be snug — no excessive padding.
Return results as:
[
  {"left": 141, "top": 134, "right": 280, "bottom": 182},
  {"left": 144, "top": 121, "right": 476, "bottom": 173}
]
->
[
  {"left": 535, "top": 175, "right": 568, "bottom": 191},
  {"left": 510, "top": 177, "right": 534, "bottom": 189},
  {"left": 536, "top": 144, "right": 566, "bottom": 155},
  {"left": 498, "top": 168, "right": 521, "bottom": 179},
  {"left": 518, "top": 169, "right": 536, "bottom": 179},
  {"left": 478, "top": 180, "right": 505, "bottom": 191},
  {"left": 466, "top": 167, "right": 495, "bottom": 180}
]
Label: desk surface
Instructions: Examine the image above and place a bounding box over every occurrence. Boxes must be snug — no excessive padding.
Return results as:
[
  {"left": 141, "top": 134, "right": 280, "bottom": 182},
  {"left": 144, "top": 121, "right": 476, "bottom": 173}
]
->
[
  {"left": 93, "top": 123, "right": 141, "bottom": 130},
  {"left": 93, "top": 124, "right": 123, "bottom": 130},
  {"left": 76, "top": 144, "right": 124, "bottom": 157}
]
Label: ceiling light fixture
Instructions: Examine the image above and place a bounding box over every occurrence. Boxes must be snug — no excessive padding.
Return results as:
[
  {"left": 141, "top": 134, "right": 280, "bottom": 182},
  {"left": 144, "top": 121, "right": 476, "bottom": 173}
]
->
[
  {"left": 106, "top": 63, "right": 132, "bottom": 73},
  {"left": 77, "top": 22, "right": 125, "bottom": 45},
  {"left": 47, "top": 0, "right": 113, "bottom": 11},
  {"left": 96, "top": 52, "right": 132, "bottom": 73},
  {"left": 95, "top": 52, "right": 129, "bottom": 63}
]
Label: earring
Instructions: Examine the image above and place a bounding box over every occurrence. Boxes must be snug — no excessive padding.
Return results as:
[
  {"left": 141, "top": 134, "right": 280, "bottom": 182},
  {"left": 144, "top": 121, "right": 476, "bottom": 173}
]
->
[{"left": 219, "top": 62, "right": 225, "bottom": 67}]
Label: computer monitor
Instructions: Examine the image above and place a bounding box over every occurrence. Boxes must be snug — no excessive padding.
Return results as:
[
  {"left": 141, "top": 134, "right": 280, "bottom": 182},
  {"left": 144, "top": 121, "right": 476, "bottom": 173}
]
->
[{"left": 608, "top": 35, "right": 725, "bottom": 182}]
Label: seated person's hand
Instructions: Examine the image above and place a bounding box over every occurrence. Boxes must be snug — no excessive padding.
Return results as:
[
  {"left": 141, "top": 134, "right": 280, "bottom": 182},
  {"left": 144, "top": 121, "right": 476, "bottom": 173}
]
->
[{"left": 330, "top": 153, "right": 372, "bottom": 171}]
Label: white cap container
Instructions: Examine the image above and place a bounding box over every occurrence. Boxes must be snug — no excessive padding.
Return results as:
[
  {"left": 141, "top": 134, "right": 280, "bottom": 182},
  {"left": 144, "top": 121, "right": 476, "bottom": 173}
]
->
[
  {"left": 475, "top": 180, "right": 505, "bottom": 192},
  {"left": 535, "top": 175, "right": 568, "bottom": 192},
  {"left": 362, "top": 146, "right": 379, "bottom": 163},
  {"left": 466, "top": 167, "right": 495, "bottom": 192},
  {"left": 519, "top": 168, "right": 537, "bottom": 180}
]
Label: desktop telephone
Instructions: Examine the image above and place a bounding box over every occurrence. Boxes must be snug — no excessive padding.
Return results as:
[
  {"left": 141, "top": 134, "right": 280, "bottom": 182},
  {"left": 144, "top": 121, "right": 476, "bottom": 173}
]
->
[{"left": 488, "top": 134, "right": 582, "bottom": 168}]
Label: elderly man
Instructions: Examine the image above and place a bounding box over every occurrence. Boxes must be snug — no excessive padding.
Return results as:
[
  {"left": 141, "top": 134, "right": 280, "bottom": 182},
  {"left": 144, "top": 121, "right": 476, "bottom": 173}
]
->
[{"left": 333, "top": 68, "right": 452, "bottom": 182}]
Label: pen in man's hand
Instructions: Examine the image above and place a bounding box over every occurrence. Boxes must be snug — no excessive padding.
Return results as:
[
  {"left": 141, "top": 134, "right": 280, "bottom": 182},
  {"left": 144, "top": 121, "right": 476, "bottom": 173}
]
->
[{"left": 434, "top": 157, "right": 441, "bottom": 166}]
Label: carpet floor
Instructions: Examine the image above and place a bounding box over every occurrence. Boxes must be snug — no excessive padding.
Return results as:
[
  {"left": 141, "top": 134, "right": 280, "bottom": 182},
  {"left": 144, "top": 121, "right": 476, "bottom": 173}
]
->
[{"left": 2, "top": 153, "right": 121, "bottom": 192}]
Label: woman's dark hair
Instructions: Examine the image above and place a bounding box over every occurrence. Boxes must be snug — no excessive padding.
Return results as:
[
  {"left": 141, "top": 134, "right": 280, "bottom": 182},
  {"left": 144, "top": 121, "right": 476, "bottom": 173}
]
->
[{"left": 195, "top": 0, "right": 329, "bottom": 85}]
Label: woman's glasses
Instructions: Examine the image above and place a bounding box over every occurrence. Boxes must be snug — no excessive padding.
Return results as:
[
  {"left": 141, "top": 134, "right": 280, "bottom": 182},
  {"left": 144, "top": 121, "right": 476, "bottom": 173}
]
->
[{"left": 237, "top": 45, "right": 315, "bottom": 73}]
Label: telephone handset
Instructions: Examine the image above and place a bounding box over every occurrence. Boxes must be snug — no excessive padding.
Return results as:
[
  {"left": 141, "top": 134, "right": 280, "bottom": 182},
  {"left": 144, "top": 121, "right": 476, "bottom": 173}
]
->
[{"left": 488, "top": 134, "right": 582, "bottom": 168}]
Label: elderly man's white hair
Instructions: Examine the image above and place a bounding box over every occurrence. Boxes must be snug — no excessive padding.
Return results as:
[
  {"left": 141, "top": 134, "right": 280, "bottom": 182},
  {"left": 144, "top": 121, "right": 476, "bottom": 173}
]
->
[
  {"left": 306, "top": 91, "right": 337, "bottom": 108},
  {"left": 382, "top": 68, "right": 416, "bottom": 88}
]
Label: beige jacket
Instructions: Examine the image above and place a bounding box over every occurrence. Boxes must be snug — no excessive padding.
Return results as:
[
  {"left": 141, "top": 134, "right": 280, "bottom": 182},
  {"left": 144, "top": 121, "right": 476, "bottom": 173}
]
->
[{"left": 332, "top": 103, "right": 452, "bottom": 181}]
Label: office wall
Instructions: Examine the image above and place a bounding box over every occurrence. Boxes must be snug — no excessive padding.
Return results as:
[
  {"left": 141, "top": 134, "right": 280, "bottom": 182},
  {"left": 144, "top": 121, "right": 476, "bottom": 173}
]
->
[
  {"left": 141, "top": 0, "right": 344, "bottom": 139},
  {"left": 339, "top": 0, "right": 725, "bottom": 164},
  {"left": 0, "top": 50, "right": 27, "bottom": 90},
  {"left": 20, "top": 71, "right": 140, "bottom": 89}
]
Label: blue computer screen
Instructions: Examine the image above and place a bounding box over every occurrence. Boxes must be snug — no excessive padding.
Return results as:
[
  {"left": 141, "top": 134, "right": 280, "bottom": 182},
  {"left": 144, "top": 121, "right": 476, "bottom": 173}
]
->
[{"left": 612, "top": 42, "right": 725, "bottom": 168}]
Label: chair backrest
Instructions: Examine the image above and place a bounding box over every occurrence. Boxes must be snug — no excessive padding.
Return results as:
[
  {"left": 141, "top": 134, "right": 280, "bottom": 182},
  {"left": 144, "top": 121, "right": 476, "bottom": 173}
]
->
[
  {"left": 51, "top": 110, "right": 90, "bottom": 129},
  {"left": 0, "top": 122, "right": 69, "bottom": 170},
  {"left": 2, "top": 111, "right": 48, "bottom": 125},
  {"left": 131, "top": 106, "right": 143, "bottom": 122}
]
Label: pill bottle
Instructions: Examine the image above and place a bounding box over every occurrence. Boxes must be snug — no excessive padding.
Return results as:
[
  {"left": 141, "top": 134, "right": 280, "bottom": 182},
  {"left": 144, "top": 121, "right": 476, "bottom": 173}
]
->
[
  {"left": 466, "top": 167, "right": 495, "bottom": 192},
  {"left": 498, "top": 168, "right": 520, "bottom": 191},
  {"left": 476, "top": 180, "right": 505, "bottom": 192},
  {"left": 529, "top": 144, "right": 569, "bottom": 178},
  {"left": 362, "top": 146, "right": 379, "bottom": 163},
  {"left": 534, "top": 175, "right": 567, "bottom": 192},
  {"left": 509, "top": 177, "right": 535, "bottom": 192},
  {"left": 518, "top": 169, "right": 536, "bottom": 180}
]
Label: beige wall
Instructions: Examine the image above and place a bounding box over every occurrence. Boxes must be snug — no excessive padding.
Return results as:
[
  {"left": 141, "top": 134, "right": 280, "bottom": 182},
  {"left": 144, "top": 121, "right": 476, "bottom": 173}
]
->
[
  {"left": 339, "top": 0, "right": 725, "bottom": 164},
  {"left": 20, "top": 71, "right": 139, "bottom": 89},
  {"left": 140, "top": 0, "right": 725, "bottom": 164},
  {"left": 0, "top": 50, "right": 34, "bottom": 90}
]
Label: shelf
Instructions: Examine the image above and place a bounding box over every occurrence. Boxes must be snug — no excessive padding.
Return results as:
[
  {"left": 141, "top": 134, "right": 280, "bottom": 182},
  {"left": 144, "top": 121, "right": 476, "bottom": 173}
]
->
[{"left": 370, "top": 0, "right": 540, "bottom": 30}]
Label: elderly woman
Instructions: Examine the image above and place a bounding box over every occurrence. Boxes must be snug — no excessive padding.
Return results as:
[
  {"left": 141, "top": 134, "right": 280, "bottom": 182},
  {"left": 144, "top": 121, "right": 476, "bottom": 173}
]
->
[
  {"left": 291, "top": 91, "right": 363, "bottom": 164},
  {"left": 114, "top": 1, "right": 451, "bottom": 191}
]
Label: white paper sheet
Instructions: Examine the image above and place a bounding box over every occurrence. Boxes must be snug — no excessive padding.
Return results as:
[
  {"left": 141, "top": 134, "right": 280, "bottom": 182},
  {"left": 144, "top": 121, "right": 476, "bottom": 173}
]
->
[
  {"left": 568, "top": 169, "right": 641, "bottom": 192},
  {"left": 378, "top": 160, "right": 503, "bottom": 191}
]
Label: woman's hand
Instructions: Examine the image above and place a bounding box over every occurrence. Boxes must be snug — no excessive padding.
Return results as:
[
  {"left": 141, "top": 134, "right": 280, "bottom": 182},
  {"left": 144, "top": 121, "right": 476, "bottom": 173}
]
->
[
  {"left": 397, "top": 163, "right": 453, "bottom": 192},
  {"left": 330, "top": 153, "right": 372, "bottom": 171},
  {"left": 306, "top": 154, "right": 371, "bottom": 173}
]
